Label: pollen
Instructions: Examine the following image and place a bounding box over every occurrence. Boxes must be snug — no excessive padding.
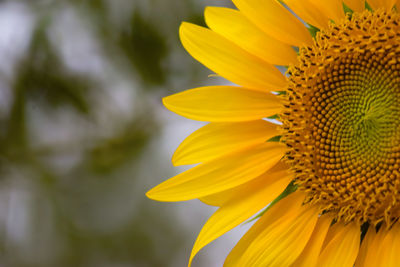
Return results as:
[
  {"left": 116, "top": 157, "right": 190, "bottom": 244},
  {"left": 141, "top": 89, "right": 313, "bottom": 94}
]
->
[{"left": 282, "top": 9, "right": 400, "bottom": 226}]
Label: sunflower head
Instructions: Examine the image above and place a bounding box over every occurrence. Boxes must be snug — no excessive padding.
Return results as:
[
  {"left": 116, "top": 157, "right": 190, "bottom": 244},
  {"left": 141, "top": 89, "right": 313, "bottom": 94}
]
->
[
  {"left": 148, "top": 1, "right": 400, "bottom": 266},
  {"left": 283, "top": 9, "right": 400, "bottom": 226}
]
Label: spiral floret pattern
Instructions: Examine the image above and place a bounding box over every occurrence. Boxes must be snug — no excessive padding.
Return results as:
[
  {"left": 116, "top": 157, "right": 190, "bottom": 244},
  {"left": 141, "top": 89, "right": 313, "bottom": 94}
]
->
[{"left": 283, "top": 10, "right": 400, "bottom": 225}]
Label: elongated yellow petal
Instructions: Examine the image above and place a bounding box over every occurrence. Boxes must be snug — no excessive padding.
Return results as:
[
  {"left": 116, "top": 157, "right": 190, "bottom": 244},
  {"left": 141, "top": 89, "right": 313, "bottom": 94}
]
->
[
  {"left": 163, "top": 86, "right": 282, "bottom": 122},
  {"left": 224, "top": 191, "right": 307, "bottom": 266},
  {"left": 146, "top": 142, "right": 285, "bottom": 202},
  {"left": 378, "top": 223, "right": 400, "bottom": 267},
  {"left": 386, "top": 0, "right": 397, "bottom": 9},
  {"left": 369, "top": 0, "right": 396, "bottom": 9},
  {"left": 200, "top": 161, "right": 289, "bottom": 206},
  {"left": 291, "top": 214, "right": 332, "bottom": 267},
  {"left": 232, "top": 0, "right": 312, "bottom": 46},
  {"left": 239, "top": 207, "right": 319, "bottom": 266},
  {"left": 355, "top": 227, "right": 376, "bottom": 267},
  {"left": 320, "top": 220, "right": 342, "bottom": 251},
  {"left": 356, "top": 227, "right": 386, "bottom": 267},
  {"left": 198, "top": 187, "right": 234, "bottom": 207},
  {"left": 204, "top": 7, "right": 297, "bottom": 66},
  {"left": 308, "top": 0, "right": 345, "bottom": 22},
  {"left": 368, "top": 0, "right": 379, "bottom": 8},
  {"left": 317, "top": 222, "right": 360, "bottom": 267},
  {"left": 173, "top": 120, "right": 280, "bottom": 166},
  {"left": 344, "top": 0, "right": 365, "bottom": 12},
  {"left": 225, "top": 191, "right": 319, "bottom": 266},
  {"left": 188, "top": 167, "right": 292, "bottom": 266},
  {"left": 180, "top": 22, "right": 286, "bottom": 91},
  {"left": 284, "top": 0, "right": 329, "bottom": 29}
]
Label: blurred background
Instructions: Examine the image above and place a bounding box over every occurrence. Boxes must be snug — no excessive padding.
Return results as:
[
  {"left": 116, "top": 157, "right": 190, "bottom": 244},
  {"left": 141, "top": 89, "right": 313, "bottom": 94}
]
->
[{"left": 0, "top": 0, "right": 254, "bottom": 266}]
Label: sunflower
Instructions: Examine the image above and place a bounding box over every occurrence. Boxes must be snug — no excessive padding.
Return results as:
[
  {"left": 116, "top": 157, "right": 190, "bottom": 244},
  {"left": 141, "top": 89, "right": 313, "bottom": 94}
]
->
[{"left": 146, "top": 0, "right": 400, "bottom": 266}]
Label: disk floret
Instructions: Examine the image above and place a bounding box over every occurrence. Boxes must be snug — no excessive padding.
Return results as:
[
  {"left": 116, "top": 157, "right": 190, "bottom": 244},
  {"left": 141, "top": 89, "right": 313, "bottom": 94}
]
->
[{"left": 282, "top": 10, "right": 400, "bottom": 225}]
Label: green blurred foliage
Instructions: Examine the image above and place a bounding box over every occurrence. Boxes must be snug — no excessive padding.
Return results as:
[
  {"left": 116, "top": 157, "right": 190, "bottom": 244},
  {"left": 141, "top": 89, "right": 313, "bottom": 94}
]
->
[
  {"left": 0, "top": 0, "right": 219, "bottom": 266},
  {"left": 88, "top": 118, "right": 156, "bottom": 173},
  {"left": 20, "top": 21, "right": 91, "bottom": 114},
  {"left": 120, "top": 11, "right": 168, "bottom": 85}
]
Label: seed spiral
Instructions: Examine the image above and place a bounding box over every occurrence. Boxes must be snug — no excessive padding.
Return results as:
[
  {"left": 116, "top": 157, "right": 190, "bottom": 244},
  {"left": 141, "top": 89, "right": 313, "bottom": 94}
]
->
[{"left": 282, "top": 9, "right": 400, "bottom": 225}]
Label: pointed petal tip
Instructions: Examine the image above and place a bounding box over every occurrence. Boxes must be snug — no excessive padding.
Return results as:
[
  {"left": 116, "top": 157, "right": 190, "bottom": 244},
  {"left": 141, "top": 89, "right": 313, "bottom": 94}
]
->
[
  {"left": 145, "top": 187, "right": 174, "bottom": 202},
  {"left": 162, "top": 86, "right": 282, "bottom": 122},
  {"left": 203, "top": 6, "right": 222, "bottom": 21},
  {"left": 204, "top": 5, "right": 212, "bottom": 13},
  {"left": 162, "top": 94, "right": 188, "bottom": 119},
  {"left": 171, "top": 144, "right": 195, "bottom": 166},
  {"left": 145, "top": 176, "right": 200, "bottom": 203},
  {"left": 145, "top": 188, "right": 155, "bottom": 200},
  {"left": 171, "top": 153, "right": 181, "bottom": 167},
  {"left": 179, "top": 21, "right": 194, "bottom": 38},
  {"left": 188, "top": 254, "right": 195, "bottom": 267},
  {"left": 162, "top": 95, "right": 172, "bottom": 111},
  {"left": 171, "top": 147, "right": 192, "bottom": 166},
  {"left": 145, "top": 185, "right": 178, "bottom": 202}
]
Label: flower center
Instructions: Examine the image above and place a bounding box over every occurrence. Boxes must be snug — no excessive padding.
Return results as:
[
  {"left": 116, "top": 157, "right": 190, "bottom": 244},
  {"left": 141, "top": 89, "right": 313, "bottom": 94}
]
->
[{"left": 283, "top": 9, "right": 400, "bottom": 225}]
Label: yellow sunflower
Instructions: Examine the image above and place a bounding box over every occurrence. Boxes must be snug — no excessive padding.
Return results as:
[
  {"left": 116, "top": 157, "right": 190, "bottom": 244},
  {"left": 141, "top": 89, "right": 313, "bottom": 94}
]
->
[{"left": 146, "top": 0, "right": 400, "bottom": 266}]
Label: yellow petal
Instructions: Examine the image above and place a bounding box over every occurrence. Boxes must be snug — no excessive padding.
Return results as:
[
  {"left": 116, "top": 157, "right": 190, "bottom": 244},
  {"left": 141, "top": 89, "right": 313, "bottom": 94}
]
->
[
  {"left": 224, "top": 191, "right": 306, "bottom": 266},
  {"left": 369, "top": 0, "right": 396, "bottom": 9},
  {"left": 378, "top": 223, "right": 400, "bottom": 267},
  {"left": 200, "top": 161, "right": 289, "bottom": 206},
  {"left": 386, "top": 0, "right": 397, "bottom": 9},
  {"left": 188, "top": 166, "right": 292, "bottom": 266},
  {"left": 308, "top": 0, "right": 345, "bottom": 23},
  {"left": 146, "top": 142, "right": 285, "bottom": 202},
  {"left": 356, "top": 227, "right": 386, "bottom": 267},
  {"left": 320, "top": 220, "right": 342, "bottom": 251},
  {"left": 163, "top": 86, "right": 282, "bottom": 122},
  {"left": 225, "top": 191, "right": 319, "bottom": 266},
  {"left": 198, "top": 186, "right": 234, "bottom": 207},
  {"left": 180, "top": 22, "right": 286, "bottom": 90},
  {"left": 232, "top": 0, "right": 312, "bottom": 47},
  {"left": 355, "top": 226, "right": 376, "bottom": 267},
  {"left": 284, "top": 0, "right": 329, "bottom": 29},
  {"left": 344, "top": 0, "right": 366, "bottom": 12},
  {"left": 367, "top": 0, "right": 380, "bottom": 9},
  {"left": 240, "top": 207, "right": 319, "bottom": 266},
  {"left": 291, "top": 214, "right": 332, "bottom": 267},
  {"left": 173, "top": 120, "right": 280, "bottom": 166},
  {"left": 204, "top": 7, "right": 297, "bottom": 66},
  {"left": 317, "top": 222, "right": 360, "bottom": 267}
]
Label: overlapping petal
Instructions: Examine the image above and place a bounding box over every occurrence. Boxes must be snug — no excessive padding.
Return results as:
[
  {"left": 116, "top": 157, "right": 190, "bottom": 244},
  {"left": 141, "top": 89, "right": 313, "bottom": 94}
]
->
[
  {"left": 355, "top": 226, "right": 376, "bottom": 267},
  {"left": 291, "top": 215, "right": 332, "bottom": 267},
  {"left": 163, "top": 86, "right": 282, "bottom": 122},
  {"left": 368, "top": 0, "right": 396, "bottom": 10},
  {"left": 317, "top": 222, "right": 360, "bottom": 267},
  {"left": 344, "top": 0, "right": 365, "bottom": 12},
  {"left": 180, "top": 22, "right": 286, "bottom": 91},
  {"left": 204, "top": 7, "right": 297, "bottom": 66},
  {"left": 284, "top": 0, "right": 329, "bottom": 29},
  {"left": 199, "top": 161, "right": 289, "bottom": 206},
  {"left": 377, "top": 224, "right": 400, "bottom": 267},
  {"left": 225, "top": 191, "right": 319, "bottom": 266},
  {"left": 355, "top": 227, "right": 386, "bottom": 267},
  {"left": 172, "top": 120, "right": 280, "bottom": 166},
  {"left": 188, "top": 165, "right": 292, "bottom": 266},
  {"left": 308, "top": 0, "right": 345, "bottom": 22},
  {"left": 232, "top": 0, "right": 313, "bottom": 46},
  {"left": 146, "top": 142, "right": 285, "bottom": 202}
]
